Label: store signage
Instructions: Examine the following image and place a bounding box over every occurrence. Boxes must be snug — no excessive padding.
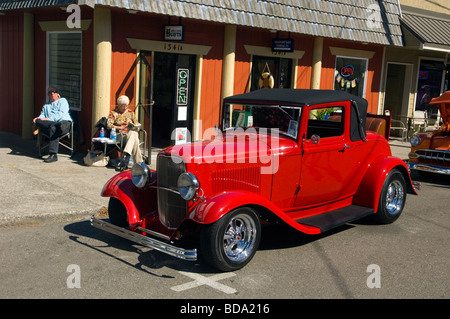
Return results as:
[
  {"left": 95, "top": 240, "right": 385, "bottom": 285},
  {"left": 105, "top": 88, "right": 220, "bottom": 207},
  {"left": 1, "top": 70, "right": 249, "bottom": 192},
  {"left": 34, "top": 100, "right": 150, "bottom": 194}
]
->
[
  {"left": 418, "top": 71, "right": 429, "bottom": 79},
  {"left": 164, "top": 25, "right": 184, "bottom": 41},
  {"left": 177, "top": 68, "right": 189, "bottom": 106},
  {"left": 340, "top": 65, "right": 354, "bottom": 77},
  {"left": 175, "top": 127, "right": 188, "bottom": 145},
  {"left": 272, "top": 38, "right": 294, "bottom": 52}
]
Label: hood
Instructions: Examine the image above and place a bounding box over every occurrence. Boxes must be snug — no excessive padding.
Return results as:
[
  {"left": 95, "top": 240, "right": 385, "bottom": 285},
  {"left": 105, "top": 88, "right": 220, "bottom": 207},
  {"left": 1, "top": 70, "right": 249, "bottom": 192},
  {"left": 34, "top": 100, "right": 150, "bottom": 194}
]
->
[
  {"left": 163, "top": 131, "right": 298, "bottom": 166},
  {"left": 430, "top": 91, "right": 450, "bottom": 128}
]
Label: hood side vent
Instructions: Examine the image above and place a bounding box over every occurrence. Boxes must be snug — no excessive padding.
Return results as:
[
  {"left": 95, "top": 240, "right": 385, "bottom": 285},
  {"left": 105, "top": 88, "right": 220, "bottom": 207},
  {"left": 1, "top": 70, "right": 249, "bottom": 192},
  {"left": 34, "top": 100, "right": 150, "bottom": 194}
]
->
[{"left": 212, "top": 166, "right": 261, "bottom": 194}]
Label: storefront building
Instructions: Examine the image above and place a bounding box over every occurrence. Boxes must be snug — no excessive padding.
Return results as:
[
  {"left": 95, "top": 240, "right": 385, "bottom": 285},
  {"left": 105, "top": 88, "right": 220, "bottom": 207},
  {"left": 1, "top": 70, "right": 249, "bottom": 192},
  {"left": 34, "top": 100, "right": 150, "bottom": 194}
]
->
[
  {"left": 380, "top": 0, "right": 450, "bottom": 129},
  {"left": 0, "top": 0, "right": 403, "bottom": 151}
]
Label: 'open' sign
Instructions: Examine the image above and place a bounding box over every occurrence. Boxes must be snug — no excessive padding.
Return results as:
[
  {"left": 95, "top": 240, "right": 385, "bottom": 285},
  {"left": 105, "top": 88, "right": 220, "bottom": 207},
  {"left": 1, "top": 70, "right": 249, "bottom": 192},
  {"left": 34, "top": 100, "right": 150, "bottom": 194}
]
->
[
  {"left": 177, "top": 68, "right": 189, "bottom": 106},
  {"left": 340, "top": 65, "right": 354, "bottom": 77}
]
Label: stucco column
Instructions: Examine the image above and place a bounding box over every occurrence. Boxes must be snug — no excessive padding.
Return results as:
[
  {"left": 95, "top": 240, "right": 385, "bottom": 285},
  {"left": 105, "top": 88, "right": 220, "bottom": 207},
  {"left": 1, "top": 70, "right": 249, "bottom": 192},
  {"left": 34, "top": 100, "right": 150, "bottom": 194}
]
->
[
  {"left": 310, "top": 37, "right": 323, "bottom": 90},
  {"left": 22, "top": 12, "right": 34, "bottom": 139},
  {"left": 221, "top": 25, "right": 237, "bottom": 101},
  {"left": 92, "top": 7, "right": 112, "bottom": 133}
]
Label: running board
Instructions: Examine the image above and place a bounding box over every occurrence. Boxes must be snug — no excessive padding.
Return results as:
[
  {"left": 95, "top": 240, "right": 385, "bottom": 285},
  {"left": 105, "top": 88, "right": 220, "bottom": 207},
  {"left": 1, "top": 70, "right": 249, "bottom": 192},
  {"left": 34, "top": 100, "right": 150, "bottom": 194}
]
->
[{"left": 296, "top": 205, "right": 374, "bottom": 233}]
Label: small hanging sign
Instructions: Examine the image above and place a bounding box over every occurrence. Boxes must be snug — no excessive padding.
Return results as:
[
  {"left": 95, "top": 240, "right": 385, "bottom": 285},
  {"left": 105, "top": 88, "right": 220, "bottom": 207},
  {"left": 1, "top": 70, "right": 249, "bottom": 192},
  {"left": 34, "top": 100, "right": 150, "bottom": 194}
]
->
[
  {"left": 272, "top": 38, "right": 294, "bottom": 52},
  {"left": 164, "top": 25, "right": 185, "bottom": 41}
]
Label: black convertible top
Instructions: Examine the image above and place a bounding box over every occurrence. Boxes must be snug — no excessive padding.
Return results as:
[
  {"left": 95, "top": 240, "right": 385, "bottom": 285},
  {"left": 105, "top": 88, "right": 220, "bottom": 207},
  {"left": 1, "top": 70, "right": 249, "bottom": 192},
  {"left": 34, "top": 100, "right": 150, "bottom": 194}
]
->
[
  {"left": 224, "top": 88, "right": 367, "bottom": 109},
  {"left": 223, "top": 88, "right": 368, "bottom": 142}
]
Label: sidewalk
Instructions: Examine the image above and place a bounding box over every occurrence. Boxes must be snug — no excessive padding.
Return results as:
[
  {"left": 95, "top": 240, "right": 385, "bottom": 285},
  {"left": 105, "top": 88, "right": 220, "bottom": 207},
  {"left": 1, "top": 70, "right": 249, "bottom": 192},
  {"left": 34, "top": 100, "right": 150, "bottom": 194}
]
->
[
  {"left": 0, "top": 131, "right": 155, "bottom": 227},
  {"left": 0, "top": 131, "right": 411, "bottom": 227}
]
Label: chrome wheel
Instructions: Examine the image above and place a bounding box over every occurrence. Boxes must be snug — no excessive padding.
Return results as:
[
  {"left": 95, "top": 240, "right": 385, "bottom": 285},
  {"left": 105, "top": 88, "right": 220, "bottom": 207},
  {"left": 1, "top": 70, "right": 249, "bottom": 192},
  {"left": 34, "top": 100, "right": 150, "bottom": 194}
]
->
[
  {"left": 376, "top": 169, "right": 407, "bottom": 224},
  {"left": 201, "top": 207, "right": 261, "bottom": 271},
  {"left": 223, "top": 214, "right": 258, "bottom": 262},
  {"left": 385, "top": 180, "right": 405, "bottom": 215}
]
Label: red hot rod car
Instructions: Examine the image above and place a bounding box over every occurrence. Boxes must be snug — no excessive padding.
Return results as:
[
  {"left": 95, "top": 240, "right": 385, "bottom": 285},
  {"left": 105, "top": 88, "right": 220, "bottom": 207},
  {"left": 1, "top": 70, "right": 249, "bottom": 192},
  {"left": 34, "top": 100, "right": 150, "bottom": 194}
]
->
[{"left": 91, "top": 89, "right": 418, "bottom": 271}]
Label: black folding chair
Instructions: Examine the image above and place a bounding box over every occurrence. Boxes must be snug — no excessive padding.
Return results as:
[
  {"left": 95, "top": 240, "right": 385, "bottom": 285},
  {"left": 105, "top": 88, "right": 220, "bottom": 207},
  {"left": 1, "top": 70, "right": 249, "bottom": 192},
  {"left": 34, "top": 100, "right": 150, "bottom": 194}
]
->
[{"left": 37, "top": 121, "right": 75, "bottom": 157}]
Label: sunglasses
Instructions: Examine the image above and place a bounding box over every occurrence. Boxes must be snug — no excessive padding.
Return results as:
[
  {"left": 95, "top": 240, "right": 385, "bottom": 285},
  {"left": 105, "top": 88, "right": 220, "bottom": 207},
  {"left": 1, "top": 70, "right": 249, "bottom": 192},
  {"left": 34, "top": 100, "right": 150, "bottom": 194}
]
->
[{"left": 48, "top": 90, "right": 58, "bottom": 94}]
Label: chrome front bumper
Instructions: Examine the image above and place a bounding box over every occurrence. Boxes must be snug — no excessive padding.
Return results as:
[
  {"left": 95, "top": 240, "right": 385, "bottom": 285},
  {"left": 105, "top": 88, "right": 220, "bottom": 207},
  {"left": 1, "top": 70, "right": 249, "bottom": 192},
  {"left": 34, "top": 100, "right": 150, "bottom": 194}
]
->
[
  {"left": 407, "top": 161, "right": 450, "bottom": 175},
  {"left": 90, "top": 215, "right": 197, "bottom": 261}
]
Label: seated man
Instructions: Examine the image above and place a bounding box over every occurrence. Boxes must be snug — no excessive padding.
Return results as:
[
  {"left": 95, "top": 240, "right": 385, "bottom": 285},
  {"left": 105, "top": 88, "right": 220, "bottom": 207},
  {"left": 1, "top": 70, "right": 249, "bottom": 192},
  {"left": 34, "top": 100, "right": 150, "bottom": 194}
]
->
[
  {"left": 107, "top": 95, "right": 144, "bottom": 171},
  {"left": 33, "top": 86, "right": 72, "bottom": 163}
]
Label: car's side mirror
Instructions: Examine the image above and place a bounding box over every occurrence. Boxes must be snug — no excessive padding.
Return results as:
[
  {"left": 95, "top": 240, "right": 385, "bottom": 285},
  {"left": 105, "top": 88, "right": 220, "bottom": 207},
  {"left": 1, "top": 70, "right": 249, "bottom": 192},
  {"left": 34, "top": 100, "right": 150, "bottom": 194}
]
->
[{"left": 311, "top": 134, "right": 321, "bottom": 144}]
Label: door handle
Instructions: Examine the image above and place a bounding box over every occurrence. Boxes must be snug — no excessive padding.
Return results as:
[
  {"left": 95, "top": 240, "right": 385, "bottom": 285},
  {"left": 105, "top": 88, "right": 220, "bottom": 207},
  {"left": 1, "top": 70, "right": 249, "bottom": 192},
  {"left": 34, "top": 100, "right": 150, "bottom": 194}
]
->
[{"left": 339, "top": 144, "right": 350, "bottom": 152}]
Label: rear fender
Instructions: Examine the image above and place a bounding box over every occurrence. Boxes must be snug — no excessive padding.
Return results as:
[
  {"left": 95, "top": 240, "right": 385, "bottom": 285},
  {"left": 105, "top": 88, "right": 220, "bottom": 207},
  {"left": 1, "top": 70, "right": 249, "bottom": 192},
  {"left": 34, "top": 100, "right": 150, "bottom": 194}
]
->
[
  {"left": 101, "top": 171, "right": 157, "bottom": 227},
  {"left": 190, "top": 191, "right": 321, "bottom": 235},
  {"left": 353, "top": 156, "right": 417, "bottom": 212}
]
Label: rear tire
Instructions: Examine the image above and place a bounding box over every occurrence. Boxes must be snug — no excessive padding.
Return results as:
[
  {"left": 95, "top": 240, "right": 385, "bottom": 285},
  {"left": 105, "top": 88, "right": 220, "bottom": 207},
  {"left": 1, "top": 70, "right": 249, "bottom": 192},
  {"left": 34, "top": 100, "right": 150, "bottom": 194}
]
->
[
  {"left": 375, "top": 169, "right": 406, "bottom": 224},
  {"left": 200, "top": 207, "right": 261, "bottom": 272},
  {"left": 108, "top": 198, "right": 129, "bottom": 227}
]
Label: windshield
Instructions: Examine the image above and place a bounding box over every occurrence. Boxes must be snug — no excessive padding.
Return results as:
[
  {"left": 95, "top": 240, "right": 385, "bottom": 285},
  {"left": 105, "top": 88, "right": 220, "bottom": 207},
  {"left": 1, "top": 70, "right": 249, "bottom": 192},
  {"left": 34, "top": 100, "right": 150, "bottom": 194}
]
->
[{"left": 222, "top": 103, "right": 302, "bottom": 139}]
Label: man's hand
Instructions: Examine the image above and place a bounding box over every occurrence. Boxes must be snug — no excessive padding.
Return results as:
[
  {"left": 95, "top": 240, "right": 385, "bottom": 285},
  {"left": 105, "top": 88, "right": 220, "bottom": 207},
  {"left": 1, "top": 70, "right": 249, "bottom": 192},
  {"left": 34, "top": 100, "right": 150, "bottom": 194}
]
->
[{"left": 33, "top": 117, "right": 49, "bottom": 123}]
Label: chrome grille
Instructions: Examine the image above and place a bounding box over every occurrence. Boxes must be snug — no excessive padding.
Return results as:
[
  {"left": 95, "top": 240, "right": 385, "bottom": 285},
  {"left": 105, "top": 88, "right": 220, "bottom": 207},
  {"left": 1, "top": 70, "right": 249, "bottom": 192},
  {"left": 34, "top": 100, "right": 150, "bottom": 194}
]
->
[
  {"left": 156, "top": 155, "right": 187, "bottom": 229},
  {"left": 414, "top": 149, "right": 450, "bottom": 163}
]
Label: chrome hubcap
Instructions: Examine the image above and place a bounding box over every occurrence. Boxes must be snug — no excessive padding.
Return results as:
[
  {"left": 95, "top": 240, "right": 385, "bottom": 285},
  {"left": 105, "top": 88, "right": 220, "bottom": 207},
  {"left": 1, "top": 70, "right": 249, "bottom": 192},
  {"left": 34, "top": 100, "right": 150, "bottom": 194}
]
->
[
  {"left": 223, "top": 214, "right": 257, "bottom": 262},
  {"left": 385, "top": 180, "right": 404, "bottom": 215}
]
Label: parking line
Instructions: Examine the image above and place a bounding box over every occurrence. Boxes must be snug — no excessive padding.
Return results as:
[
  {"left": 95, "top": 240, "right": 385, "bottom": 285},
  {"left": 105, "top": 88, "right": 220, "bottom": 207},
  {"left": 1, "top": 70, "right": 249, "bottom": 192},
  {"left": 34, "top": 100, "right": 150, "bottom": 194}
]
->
[{"left": 171, "top": 271, "right": 237, "bottom": 294}]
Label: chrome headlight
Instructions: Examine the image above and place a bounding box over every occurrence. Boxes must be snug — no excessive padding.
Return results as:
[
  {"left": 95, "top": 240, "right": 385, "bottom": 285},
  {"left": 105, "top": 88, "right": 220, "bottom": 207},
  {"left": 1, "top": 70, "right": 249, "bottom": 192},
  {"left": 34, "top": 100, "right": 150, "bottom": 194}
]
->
[
  {"left": 131, "top": 162, "right": 150, "bottom": 188},
  {"left": 410, "top": 135, "right": 422, "bottom": 147},
  {"left": 177, "top": 172, "right": 199, "bottom": 201}
]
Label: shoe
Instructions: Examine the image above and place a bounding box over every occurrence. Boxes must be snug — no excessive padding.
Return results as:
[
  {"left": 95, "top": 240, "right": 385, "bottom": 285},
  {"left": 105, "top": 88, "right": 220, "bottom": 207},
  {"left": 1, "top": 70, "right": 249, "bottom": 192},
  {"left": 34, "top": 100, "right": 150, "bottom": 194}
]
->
[
  {"left": 44, "top": 154, "right": 58, "bottom": 163},
  {"left": 118, "top": 153, "right": 130, "bottom": 171}
]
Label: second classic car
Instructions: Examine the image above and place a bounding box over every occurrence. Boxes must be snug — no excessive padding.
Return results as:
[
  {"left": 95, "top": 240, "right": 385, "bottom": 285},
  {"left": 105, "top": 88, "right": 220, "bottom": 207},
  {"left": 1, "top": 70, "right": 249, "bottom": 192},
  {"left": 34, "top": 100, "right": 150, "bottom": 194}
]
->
[
  {"left": 91, "top": 89, "right": 418, "bottom": 271},
  {"left": 408, "top": 91, "right": 450, "bottom": 175}
]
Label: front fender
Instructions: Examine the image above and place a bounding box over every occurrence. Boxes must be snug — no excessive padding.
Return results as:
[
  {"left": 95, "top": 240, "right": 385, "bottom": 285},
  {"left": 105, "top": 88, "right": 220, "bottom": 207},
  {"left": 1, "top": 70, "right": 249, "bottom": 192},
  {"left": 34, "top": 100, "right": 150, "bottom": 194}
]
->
[
  {"left": 189, "top": 191, "right": 321, "bottom": 235},
  {"left": 353, "top": 156, "right": 417, "bottom": 212},
  {"left": 101, "top": 171, "right": 157, "bottom": 227}
]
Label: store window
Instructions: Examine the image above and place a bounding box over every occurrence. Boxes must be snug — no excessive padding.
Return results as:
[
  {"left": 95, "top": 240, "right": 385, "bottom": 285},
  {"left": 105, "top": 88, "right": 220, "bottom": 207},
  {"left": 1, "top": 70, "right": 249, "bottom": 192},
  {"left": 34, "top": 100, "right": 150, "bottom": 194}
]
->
[
  {"left": 251, "top": 56, "right": 292, "bottom": 91},
  {"left": 334, "top": 56, "right": 367, "bottom": 98},
  {"left": 47, "top": 32, "right": 82, "bottom": 111},
  {"left": 415, "top": 59, "right": 445, "bottom": 121}
]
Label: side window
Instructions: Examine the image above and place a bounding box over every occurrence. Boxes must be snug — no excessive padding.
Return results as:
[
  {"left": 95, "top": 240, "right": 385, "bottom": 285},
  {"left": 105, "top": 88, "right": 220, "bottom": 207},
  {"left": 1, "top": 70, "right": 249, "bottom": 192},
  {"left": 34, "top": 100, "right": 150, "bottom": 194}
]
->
[
  {"left": 306, "top": 106, "right": 344, "bottom": 139},
  {"left": 47, "top": 32, "right": 82, "bottom": 111}
]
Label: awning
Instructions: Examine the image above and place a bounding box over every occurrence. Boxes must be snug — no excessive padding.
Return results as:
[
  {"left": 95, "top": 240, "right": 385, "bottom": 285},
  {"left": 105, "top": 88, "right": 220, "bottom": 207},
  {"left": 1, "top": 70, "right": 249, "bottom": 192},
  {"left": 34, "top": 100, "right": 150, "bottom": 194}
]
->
[
  {"left": 0, "top": 0, "right": 404, "bottom": 46},
  {"left": 401, "top": 5, "right": 450, "bottom": 52}
]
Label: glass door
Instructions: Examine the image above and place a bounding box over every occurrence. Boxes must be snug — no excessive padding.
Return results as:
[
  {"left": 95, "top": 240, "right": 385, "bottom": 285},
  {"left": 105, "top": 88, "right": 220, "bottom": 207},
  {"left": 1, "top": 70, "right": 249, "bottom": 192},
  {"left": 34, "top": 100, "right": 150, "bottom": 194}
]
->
[
  {"left": 139, "top": 52, "right": 196, "bottom": 149},
  {"left": 250, "top": 55, "right": 292, "bottom": 91}
]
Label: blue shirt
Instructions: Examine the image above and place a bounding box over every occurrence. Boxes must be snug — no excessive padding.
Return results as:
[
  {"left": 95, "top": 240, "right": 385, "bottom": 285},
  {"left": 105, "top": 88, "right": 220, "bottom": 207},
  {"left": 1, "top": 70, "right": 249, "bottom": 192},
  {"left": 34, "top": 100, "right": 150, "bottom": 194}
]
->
[{"left": 39, "top": 98, "right": 72, "bottom": 122}]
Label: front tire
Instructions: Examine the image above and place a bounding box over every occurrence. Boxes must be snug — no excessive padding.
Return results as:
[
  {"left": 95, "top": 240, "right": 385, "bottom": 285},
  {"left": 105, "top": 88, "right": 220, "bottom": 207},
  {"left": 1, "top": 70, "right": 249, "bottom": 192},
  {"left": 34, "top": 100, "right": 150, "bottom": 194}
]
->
[
  {"left": 375, "top": 169, "right": 406, "bottom": 224},
  {"left": 200, "top": 207, "right": 261, "bottom": 272}
]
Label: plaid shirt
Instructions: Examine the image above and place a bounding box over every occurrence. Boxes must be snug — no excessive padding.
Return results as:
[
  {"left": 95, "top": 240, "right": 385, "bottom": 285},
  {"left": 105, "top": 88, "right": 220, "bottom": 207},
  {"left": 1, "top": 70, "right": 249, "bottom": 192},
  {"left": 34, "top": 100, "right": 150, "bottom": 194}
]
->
[{"left": 106, "top": 108, "right": 140, "bottom": 130}]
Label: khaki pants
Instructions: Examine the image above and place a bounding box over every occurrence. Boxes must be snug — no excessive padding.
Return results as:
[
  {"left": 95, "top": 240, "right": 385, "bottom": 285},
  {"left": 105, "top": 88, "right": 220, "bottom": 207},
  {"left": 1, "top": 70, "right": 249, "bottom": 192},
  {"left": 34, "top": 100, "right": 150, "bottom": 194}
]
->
[{"left": 123, "top": 130, "right": 143, "bottom": 163}]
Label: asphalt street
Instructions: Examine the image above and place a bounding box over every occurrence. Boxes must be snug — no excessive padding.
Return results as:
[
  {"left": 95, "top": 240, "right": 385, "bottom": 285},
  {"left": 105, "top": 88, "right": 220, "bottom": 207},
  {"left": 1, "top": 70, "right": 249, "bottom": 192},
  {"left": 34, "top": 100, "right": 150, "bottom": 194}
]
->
[{"left": 0, "top": 131, "right": 448, "bottom": 300}]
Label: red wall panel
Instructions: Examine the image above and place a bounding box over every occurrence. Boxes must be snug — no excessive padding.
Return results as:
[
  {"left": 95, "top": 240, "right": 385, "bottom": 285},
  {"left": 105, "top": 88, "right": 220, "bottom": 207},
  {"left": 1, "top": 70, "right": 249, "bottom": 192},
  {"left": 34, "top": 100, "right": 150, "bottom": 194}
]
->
[{"left": 0, "top": 13, "right": 23, "bottom": 135}]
